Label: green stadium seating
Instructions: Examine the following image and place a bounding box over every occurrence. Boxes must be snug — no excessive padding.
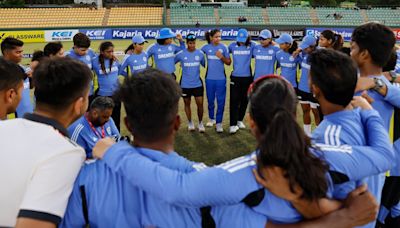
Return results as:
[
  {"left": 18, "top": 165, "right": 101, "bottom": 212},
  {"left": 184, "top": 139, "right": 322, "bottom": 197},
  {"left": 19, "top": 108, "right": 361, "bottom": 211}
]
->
[
  {"left": 366, "top": 8, "right": 400, "bottom": 27},
  {"left": 218, "top": 7, "right": 264, "bottom": 25},
  {"left": 316, "top": 7, "right": 363, "bottom": 26},
  {"left": 170, "top": 7, "right": 215, "bottom": 25},
  {"left": 266, "top": 7, "right": 313, "bottom": 26}
]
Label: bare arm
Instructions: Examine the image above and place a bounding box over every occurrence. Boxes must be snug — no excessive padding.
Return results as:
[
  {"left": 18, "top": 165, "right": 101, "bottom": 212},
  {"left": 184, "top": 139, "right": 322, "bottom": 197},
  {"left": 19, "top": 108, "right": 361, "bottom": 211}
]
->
[
  {"left": 16, "top": 218, "right": 56, "bottom": 228},
  {"left": 265, "top": 185, "right": 378, "bottom": 228}
]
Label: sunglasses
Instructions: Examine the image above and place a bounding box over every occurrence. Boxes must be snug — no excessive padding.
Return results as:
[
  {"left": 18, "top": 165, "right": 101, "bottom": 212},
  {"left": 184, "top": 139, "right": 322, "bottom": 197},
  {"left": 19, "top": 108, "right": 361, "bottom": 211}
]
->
[{"left": 187, "top": 34, "right": 196, "bottom": 40}]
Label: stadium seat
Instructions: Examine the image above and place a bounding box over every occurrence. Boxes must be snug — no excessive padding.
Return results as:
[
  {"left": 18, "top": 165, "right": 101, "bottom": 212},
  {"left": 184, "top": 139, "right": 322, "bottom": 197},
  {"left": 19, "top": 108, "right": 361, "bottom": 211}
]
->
[
  {"left": 107, "top": 7, "right": 163, "bottom": 26},
  {"left": 366, "top": 8, "right": 400, "bottom": 27},
  {"left": 266, "top": 7, "right": 313, "bottom": 26}
]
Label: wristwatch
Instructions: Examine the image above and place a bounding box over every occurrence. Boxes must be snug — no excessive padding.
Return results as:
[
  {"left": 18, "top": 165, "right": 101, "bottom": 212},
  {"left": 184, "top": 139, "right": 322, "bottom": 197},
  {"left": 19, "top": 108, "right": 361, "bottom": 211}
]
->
[{"left": 372, "top": 77, "right": 384, "bottom": 92}]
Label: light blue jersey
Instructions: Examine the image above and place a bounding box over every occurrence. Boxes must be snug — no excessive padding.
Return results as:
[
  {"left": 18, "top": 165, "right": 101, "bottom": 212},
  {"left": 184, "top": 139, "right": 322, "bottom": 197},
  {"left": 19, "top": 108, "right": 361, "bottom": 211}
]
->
[
  {"left": 395, "top": 49, "right": 400, "bottom": 74},
  {"left": 97, "top": 111, "right": 393, "bottom": 224},
  {"left": 61, "top": 142, "right": 268, "bottom": 227},
  {"left": 253, "top": 44, "right": 280, "bottom": 80},
  {"left": 65, "top": 49, "right": 94, "bottom": 95},
  {"left": 175, "top": 49, "right": 205, "bottom": 88},
  {"left": 119, "top": 52, "right": 149, "bottom": 76},
  {"left": 146, "top": 42, "right": 185, "bottom": 74},
  {"left": 313, "top": 109, "right": 386, "bottom": 228},
  {"left": 92, "top": 58, "right": 121, "bottom": 97},
  {"left": 68, "top": 115, "right": 120, "bottom": 159},
  {"left": 276, "top": 50, "right": 301, "bottom": 87},
  {"left": 201, "top": 43, "right": 230, "bottom": 80},
  {"left": 16, "top": 77, "right": 33, "bottom": 118},
  {"left": 298, "top": 53, "right": 311, "bottom": 93},
  {"left": 228, "top": 42, "right": 255, "bottom": 77}
]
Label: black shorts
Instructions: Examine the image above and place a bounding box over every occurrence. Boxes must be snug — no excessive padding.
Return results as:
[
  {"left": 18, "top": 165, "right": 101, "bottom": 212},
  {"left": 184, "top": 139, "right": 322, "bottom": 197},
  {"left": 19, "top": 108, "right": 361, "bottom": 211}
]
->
[
  {"left": 182, "top": 86, "right": 204, "bottom": 98},
  {"left": 297, "top": 89, "right": 319, "bottom": 107}
]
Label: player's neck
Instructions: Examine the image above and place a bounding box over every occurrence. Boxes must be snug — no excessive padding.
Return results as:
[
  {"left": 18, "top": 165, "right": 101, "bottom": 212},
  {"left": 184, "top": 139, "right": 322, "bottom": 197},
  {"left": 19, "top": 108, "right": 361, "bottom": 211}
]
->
[
  {"left": 133, "top": 138, "right": 174, "bottom": 154},
  {"left": 133, "top": 49, "right": 142, "bottom": 55},
  {"left": 34, "top": 106, "right": 74, "bottom": 129},
  {"left": 0, "top": 105, "right": 7, "bottom": 120},
  {"left": 359, "top": 63, "right": 382, "bottom": 77},
  {"left": 320, "top": 101, "right": 345, "bottom": 116}
]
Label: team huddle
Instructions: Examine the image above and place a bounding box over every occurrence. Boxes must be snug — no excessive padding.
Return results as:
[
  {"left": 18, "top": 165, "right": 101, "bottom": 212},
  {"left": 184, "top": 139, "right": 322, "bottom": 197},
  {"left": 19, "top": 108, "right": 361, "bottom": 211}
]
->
[{"left": 0, "top": 21, "right": 400, "bottom": 228}]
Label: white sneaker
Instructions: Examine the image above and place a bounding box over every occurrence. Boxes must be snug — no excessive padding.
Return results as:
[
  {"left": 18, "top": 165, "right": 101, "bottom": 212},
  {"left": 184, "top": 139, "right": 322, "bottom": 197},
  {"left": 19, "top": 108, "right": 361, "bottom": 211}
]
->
[
  {"left": 216, "top": 123, "right": 223, "bottom": 133},
  {"left": 229, "top": 125, "right": 239, "bottom": 134},
  {"left": 237, "top": 121, "right": 246, "bottom": 129},
  {"left": 206, "top": 119, "right": 216, "bottom": 127},
  {"left": 188, "top": 122, "right": 195, "bottom": 131},
  {"left": 198, "top": 122, "right": 205, "bottom": 133}
]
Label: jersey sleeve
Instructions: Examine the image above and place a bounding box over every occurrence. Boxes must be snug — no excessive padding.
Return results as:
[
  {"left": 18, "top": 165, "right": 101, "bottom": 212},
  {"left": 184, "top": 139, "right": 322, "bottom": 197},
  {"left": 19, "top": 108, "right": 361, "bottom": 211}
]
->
[
  {"left": 228, "top": 43, "right": 234, "bottom": 54},
  {"left": 383, "top": 78, "right": 400, "bottom": 108},
  {"left": 59, "top": 175, "right": 86, "bottom": 227},
  {"left": 174, "top": 51, "right": 182, "bottom": 64},
  {"left": 316, "top": 109, "right": 394, "bottom": 181},
  {"left": 212, "top": 203, "right": 268, "bottom": 228},
  {"left": 175, "top": 41, "right": 186, "bottom": 53},
  {"left": 118, "top": 57, "right": 129, "bottom": 77},
  {"left": 18, "top": 149, "right": 85, "bottom": 225},
  {"left": 223, "top": 44, "right": 230, "bottom": 59},
  {"left": 109, "top": 118, "right": 120, "bottom": 137},
  {"left": 200, "top": 51, "right": 206, "bottom": 67},
  {"left": 101, "top": 142, "right": 260, "bottom": 207},
  {"left": 146, "top": 44, "right": 155, "bottom": 58}
]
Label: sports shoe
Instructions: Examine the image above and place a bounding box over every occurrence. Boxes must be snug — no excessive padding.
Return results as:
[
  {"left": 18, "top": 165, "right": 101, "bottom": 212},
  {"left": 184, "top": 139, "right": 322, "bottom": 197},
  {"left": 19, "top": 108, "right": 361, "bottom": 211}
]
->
[
  {"left": 216, "top": 123, "right": 223, "bottom": 133},
  {"left": 229, "top": 125, "right": 239, "bottom": 134},
  {"left": 188, "top": 122, "right": 195, "bottom": 131},
  {"left": 198, "top": 122, "right": 205, "bottom": 133},
  {"left": 237, "top": 121, "right": 246, "bottom": 129},
  {"left": 206, "top": 119, "right": 216, "bottom": 127}
]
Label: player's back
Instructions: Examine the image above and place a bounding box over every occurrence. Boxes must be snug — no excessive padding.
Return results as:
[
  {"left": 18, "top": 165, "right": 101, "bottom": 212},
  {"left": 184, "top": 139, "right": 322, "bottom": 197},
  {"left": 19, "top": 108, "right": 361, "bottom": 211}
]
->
[{"left": 0, "top": 118, "right": 85, "bottom": 227}]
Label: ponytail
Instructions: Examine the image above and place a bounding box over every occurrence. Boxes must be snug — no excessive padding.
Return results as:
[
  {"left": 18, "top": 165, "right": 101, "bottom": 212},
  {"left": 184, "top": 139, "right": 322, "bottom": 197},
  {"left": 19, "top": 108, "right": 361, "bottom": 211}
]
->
[
  {"left": 248, "top": 76, "right": 328, "bottom": 201},
  {"left": 332, "top": 34, "right": 343, "bottom": 51},
  {"left": 288, "top": 41, "right": 298, "bottom": 55},
  {"left": 205, "top": 29, "right": 220, "bottom": 44},
  {"left": 99, "top": 41, "right": 114, "bottom": 74},
  {"left": 257, "top": 108, "right": 328, "bottom": 201},
  {"left": 125, "top": 44, "right": 134, "bottom": 54}
]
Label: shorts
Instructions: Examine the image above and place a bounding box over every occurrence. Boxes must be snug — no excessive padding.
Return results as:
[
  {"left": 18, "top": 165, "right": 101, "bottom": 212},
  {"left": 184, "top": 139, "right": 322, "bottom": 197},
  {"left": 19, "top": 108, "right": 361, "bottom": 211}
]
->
[
  {"left": 297, "top": 89, "right": 319, "bottom": 108},
  {"left": 182, "top": 86, "right": 204, "bottom": 98}
]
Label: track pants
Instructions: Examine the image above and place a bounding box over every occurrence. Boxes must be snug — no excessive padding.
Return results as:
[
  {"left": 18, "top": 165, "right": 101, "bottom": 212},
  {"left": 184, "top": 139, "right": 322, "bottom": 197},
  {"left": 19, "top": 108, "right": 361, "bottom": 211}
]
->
[
  {"left": 229, "top": 76, "right": 253, "bottom": 126},
  {"left": 206, "top": 79, "right": 226, "bottom": 124}
]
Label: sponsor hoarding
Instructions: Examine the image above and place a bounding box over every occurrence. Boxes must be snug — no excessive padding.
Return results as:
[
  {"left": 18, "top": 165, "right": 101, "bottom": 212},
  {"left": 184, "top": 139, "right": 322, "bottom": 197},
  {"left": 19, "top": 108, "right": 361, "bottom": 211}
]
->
[
  {"left": 0, "top": 30, "right": 45, "bottom": 43},
  {"left": 45, "top": 29, "right": 79, "bottom": 42}
]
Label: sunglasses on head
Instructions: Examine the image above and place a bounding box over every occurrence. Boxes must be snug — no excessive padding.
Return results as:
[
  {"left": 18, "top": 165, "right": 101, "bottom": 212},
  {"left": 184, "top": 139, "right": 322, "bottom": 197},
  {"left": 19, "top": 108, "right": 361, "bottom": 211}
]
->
[{"left": 187, "top": 34, "right": 196, "bottom": 40}]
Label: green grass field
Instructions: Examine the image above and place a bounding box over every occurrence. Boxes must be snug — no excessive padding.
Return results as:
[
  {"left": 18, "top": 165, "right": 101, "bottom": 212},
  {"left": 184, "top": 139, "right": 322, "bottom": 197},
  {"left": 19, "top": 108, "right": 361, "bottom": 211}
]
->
[{"left": 21, "top": 40, "right": 314, "bottom": 165}]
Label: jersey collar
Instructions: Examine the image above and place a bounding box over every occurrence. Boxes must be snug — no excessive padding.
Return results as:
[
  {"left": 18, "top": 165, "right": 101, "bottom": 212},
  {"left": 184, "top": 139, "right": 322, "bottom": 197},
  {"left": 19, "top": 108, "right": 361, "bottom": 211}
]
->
[{"left": 23, "top": 113, "right": 69, "bottom": 138}]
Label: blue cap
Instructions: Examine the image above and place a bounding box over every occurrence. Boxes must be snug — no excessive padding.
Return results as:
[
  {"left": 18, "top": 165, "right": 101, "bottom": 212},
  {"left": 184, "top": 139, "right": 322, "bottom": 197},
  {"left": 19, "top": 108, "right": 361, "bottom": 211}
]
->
[
  {"left": 132, "top": 35, "right": 147, "bottom": 44},
  {"left": 259, "top": 29, "right": 272, "bottom": 39},
  {"left": 275, "top": 33, "right": 293, "bottom": 44},
  {"left": 156, "top": 28, "right": 176, "bottom": 39},
  {"left": 236, "top": 29, "right": 248, "bottom": 43},
  {"left": 299, "top": 35, "right": 316, "bottom": 50}
]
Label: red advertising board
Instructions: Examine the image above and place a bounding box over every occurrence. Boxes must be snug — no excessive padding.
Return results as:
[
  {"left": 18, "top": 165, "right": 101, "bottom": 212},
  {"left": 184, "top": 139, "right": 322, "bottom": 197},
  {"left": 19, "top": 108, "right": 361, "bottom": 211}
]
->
[{"left": 393, "top": 28, "right": 400, "bottom": 41}]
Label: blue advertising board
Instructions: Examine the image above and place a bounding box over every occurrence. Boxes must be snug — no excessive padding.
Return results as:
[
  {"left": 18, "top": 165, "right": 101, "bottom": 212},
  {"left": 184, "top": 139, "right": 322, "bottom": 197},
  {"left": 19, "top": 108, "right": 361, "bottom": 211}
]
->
[{"left": 305, "top": 27, "right": 354, "bottom": 42}]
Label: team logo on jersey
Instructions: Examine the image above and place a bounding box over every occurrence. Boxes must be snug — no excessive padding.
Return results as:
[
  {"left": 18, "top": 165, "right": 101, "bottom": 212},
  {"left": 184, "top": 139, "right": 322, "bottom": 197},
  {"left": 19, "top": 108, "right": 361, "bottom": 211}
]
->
[
  {"left": 158, "top": 48, "right": 161, "bottom": 52},
  {"left": 184, "top": 57, "right": 188, "bottom": 60},
  {"left": 218, "top": 49, "right": 223, "bottom": 53},
  {"left": 107, "top": 127, "right": 111, "bottom": 135},
  {"left": 168, "top": 46, "right": 172, "bottom": 51},
  {"left": 134, "top": 60, "right": 137, "bottom": 63},
  {"left": 86, "top": 56, "right": 91, "bottom": 61},
  {"left": 280, "top": 57, "right": 284, "bottom": 60},
  {"left": 92, "top": 137, "right": 98, "bottom": 142},
  {"left": 268, "top": 50, "right": 274, "bottom": 54},
  {"left": 195, "top": 56, "right": 200, "bottom": 61},
  {"left": 208, "top": 50, "right": 212, "bottom": 53},
  {"left": 257, "top": 49, "right": 261, "bottom": 53},
  {"left": 289, "top": 56, "right": 294, "bottom": 61},
  {"left": 143, "top": 57, "right": 147, "bottom": 62}
]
